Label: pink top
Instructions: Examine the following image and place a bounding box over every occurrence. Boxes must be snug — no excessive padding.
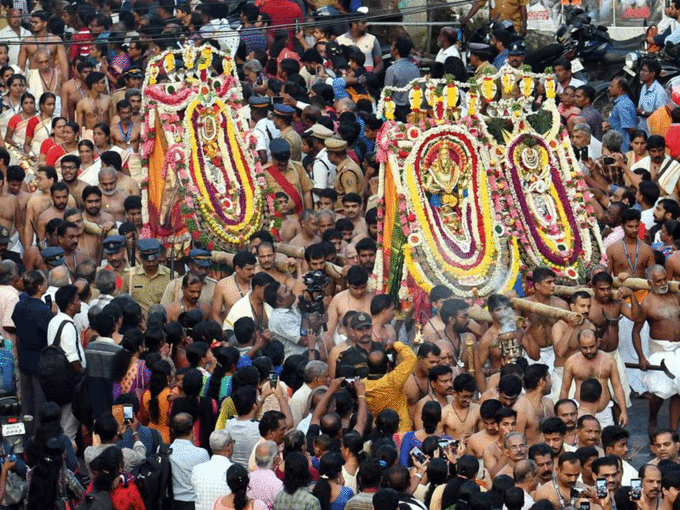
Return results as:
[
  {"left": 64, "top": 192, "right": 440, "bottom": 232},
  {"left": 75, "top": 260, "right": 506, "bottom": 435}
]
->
[{"left": 213, "top": 498, "right": 269, "bottom": 510}]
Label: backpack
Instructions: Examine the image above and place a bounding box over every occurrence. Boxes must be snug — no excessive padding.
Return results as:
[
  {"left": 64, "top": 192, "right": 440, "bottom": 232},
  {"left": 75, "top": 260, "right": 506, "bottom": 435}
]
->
[
  {"left": 75, "top": 491, "right": 113, "bottom": 510},
  {"left": 135, "top": 443, "right": 173, "bottom": 510},
  {"left": 38, "top": 320, "right": 81, "bottom": 405},
  {"left": 0, "top": 338, "right": 15, "bottom": 397}
]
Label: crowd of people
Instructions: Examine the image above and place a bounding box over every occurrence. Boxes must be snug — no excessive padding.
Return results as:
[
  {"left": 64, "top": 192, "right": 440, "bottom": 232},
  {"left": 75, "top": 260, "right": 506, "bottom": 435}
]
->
[{"left": 0, "top": 0, "right": 674, "bottom": 510}]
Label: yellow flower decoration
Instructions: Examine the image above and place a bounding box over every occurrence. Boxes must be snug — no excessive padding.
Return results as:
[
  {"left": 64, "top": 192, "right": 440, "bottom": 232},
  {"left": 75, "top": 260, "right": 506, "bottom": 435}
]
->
[
  {"left": 199, "top": 48, "right": 213, "bottom": 70},
  {"left": 183, "top": 47, "right": 196, "bottom": 69},
  {"left": 164, "top": 53, "right": 176, "bottom": 72},
  {"left": 149, "top": 65, "right": 159, "bottom": 86}
]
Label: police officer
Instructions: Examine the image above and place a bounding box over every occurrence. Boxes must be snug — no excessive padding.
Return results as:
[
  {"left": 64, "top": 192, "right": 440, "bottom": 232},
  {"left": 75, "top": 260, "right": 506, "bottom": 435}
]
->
[
  {"left": 100, "top": 235, "right": 129, "bottom": 291},
  {"left": 262, "top": 138, "right": 314, "bottom": 214},
  {"left": 40, "top": 246, "right": 65, "bottom": 270},
  {"left": 250, "top": 96, "right": 279, "bottom": 164},
  {"left": 273, "top": 104, "right": 302, "bottom": 162},
  {"left": 326, "top": 138, "right": 365, "bottom": 212},
  {"left": 160, "top": 248, "right": 217, "bottom": 307},
  {"left": 121, "top": 239, "right": 170, "bottom": 314}
]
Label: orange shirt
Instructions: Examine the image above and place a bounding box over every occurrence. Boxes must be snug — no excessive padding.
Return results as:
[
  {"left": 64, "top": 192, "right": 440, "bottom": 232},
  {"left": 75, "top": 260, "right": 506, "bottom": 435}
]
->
[{"left": 141, "top": 387, "right": 172, "bottom": 443}]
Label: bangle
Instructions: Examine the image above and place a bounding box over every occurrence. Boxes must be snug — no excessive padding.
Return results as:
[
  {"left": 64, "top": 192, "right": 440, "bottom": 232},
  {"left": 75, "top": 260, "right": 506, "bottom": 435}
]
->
[
  {"left": 358, "top": 395, "right": 366, "bottom": 399},
  {"left": 414, "top": 473, "right": 423, "bottom": 480},
  {"left": 132, "top": 431, "right": 139, "bottom": 436}
]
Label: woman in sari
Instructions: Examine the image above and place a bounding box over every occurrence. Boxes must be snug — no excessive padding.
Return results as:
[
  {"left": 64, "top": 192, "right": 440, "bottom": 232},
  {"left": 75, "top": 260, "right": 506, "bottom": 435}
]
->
[
  {"left": 45, "top": 120, "right": 79, "bottom": 170},
  {"left": 38, "top": 117, "right": 66, "bottom": 166},
  {"left": 93, "top": 121, "right": 131, "bottom": 171},
  {"left": 78, "top": 139, "right": 101, "bottom": 186},
  {"left": 0, "top": 74, "right": 25, "bottom": 139},
  {"left": 24, "top": 92, "right": 56, "bottom": 156},
  {"left": 4, "top": 92, "right": 36, "bottom": 152}
]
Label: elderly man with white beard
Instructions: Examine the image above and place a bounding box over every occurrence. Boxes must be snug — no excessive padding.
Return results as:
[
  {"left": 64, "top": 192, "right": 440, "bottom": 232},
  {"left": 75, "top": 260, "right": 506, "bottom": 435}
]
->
[{"left": 633, "top": 264, "right": 680, "bottom": 430}]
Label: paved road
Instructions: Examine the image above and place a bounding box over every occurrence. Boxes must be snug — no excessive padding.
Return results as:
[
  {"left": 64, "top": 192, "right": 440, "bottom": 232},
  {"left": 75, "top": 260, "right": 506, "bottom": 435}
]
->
[{"left": 627, "top": 394, "right": 659, "bottom": 470}]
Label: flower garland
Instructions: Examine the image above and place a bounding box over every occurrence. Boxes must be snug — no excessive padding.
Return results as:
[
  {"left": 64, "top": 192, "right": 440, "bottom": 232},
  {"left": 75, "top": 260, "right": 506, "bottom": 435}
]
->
[
  {"left": 140, "top": 44, "right": 273, "bottom": 252},
  {"left": 373, "top": 72, "right": 604, "bottom": 304}
]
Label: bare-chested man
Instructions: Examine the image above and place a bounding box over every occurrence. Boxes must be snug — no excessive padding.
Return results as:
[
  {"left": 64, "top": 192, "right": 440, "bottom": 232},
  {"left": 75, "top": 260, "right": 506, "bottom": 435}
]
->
[
  {"left": 18, "top": 11, "right": 68, "bottom": 80},
  {"left": 111, "top": 100, "right": 141, "bottom": 153},
  {"left": 60, "top": 155, "right": 87, "bottom": 208},
  {"left": 7, "top": 165, "right": 30, "bottom": 222},
  {"left": 440, "top": 373, "right": 481, "bottom": 442},
  {"left": 166, "top": 273, "right": 211, "bottom": 322},
  {"left": 63, "top": 208, "right": 100, "bottom": 263},
  {"left": 325, "top": 264, "right": 373, "bottom": 348},
  {"left": 412, "top": 365, "right": 454, "bottom": 430},
  {"left": 25, "top": 165, "right": 57, "bottom": 249},
  {"left": 98, "top": 166, "right": 130, "bottom": 222},
  {"left": 57, "top": 220, "right": 88, "bottom": 275},
  {"left": 479, "top": 295, "right": 540, "bottom": 377},
  {"left": 255, "top": 241, "right": 298, "bottom": 290},
  {"left": 534, "top": 453, "right": 584, "bottom": 509},
  {"left": 289, "top": 209, "right": 320, "bottom": 249},
  {"left": 0, "top": 171, "right": 23, "bottom": 254},
  {"left": 123, "top": 195, "right": 144, "bottom": 237},
  {"left": 61, "top": 60, "right": 93, "bottom": 122},
  {"left": 36, "top": 182, "right": 69, "bottom": 241},
  {"left": 83, "top": 185, "right": 114, "bottom": 232},
  {"left": 633, "top": 264, "right": 680, "bottom": 429},
  {"left": 523, "top": 268, "right": 574, "bottom": 370},
  {"left": 437, "top": 299, "right": 484, "bottom": 388},
  {"left": 551, "top": 291, "right": 595, "bottom": 395},
  {"left": 27, "top": 49, "right": 62, "bottom": 113},
  {"left": 606, "top": 208, "right": 654, "bottom": 278},
  {"left": 405, "top": 343, "right": 441, "bottom": 418},
  {"left": 467, "top": 399, "right": 504, "bottom": 459},
  {"left": 212, "top": 250, "right": 256, "bottom": 323},
  {"left": 560, "top": 329, "right": 628, "bottom": 427},
  {"left": 370, "top": 294, "right": 397, "bottom": 344},
  {"left": 497, "top": 432, "right": 529, "bottom": 478},
  {"left": 554, "top": 398, "right": 579, "bottom": 449},
  {"left": 482, "top": 407, "right": 518, "bottom": 477},
  {"left": 515, "top": 363, "right": 554, "bottom": 445},
  {"left": 422, "top": 285, "right": 453, "bottom": 340},
  {"left": 76, "top": 72, "right": 112, "bottom": 135}
]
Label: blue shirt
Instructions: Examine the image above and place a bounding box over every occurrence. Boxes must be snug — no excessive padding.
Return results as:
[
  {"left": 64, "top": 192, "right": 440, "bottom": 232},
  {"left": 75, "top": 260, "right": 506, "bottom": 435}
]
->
[
  {"left": 493, "top": 49, "right": 509, "bottom": 69},
  {"left": 11, "top": 296, "right": 52, "bottom": 375},
  {"left": 637, "top": 80, "right": 666, "bottom": 133},
  {"left": 609, "top": 94, "right": 637, "bottom": 152},
  {"left": 384, "top": 58, "right": 420, "bottom": 106}
]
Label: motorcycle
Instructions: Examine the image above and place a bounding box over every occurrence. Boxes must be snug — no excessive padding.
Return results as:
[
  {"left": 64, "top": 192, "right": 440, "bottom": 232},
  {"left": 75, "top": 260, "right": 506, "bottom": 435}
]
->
[
  {"left": 0, "top": 397, "right": 29, "bottom": 456},
  {"left": 524, "top": 7, "right": 643, "bottom": 82}
]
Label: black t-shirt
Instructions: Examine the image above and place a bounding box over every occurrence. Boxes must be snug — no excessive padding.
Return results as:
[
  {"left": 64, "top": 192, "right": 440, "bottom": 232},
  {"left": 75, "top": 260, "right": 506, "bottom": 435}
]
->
[{"left": 335, "top": 343, "right": 384, "bottom": 379}]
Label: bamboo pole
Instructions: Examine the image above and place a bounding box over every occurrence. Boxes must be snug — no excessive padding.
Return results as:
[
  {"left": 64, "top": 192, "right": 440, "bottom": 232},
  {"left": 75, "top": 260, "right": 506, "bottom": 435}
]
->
[{"left": 467, "top": 297, "right": 584, "bottom": 324}]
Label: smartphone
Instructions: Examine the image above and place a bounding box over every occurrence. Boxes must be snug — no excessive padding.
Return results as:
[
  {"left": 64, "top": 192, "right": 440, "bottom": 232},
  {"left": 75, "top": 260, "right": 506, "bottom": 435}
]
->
[
  {"left": 273, "top": 96, "right": 284, "bottom": 104},
  {"left": 123, "top": 404, "right": 133, "bottom": 423},
  {"left": 438, "top": 439, "right": 451, "bottom": 449},
  {"left": 45, "top": 295, "right": 52, "bottom": 308},
  {"left": 580, "top": 503, "right": 590, "bottom": 510},
  {"left": 268, "top": 371, "right": 278, "bottom": 389},
  {"left": 410, "top": 446, "right": 427, "bottom": 464},
  {"left": 295, "top": 19, "right": 300, "bottom": 32},
  {"left": 602, "top": 156, "right": 616, "bottom": 165},
  {"left": 582, "top": 146, "right": 588, "bottom": 161},
  {"left": 596, "top": 478, "right": 607, "bottom": 499},
  {"left": 631, "top": 479, "right": 642, "bottom": 500}
]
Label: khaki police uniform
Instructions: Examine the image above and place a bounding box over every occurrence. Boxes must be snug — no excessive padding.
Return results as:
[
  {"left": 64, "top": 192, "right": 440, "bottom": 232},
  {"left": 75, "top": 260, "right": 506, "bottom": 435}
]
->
[
  {"left": 121, "top": 265, "right": 171, "bottom": 314},
  {"left": 160, "top": 276, "right": 217, "bottom": 307}
]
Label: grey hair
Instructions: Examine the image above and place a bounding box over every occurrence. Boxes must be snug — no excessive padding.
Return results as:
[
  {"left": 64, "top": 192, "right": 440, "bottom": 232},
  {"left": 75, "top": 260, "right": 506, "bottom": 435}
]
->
[
  {"left": 300, "top": 209, "right": 317, "bottom": 222},
  {"left": 0, "top": 260, "right": 17, "bottom": 286},
  {"left": 125, "top": 88, "right": 141, "bottom": 100},
  {"left": 209, "top": 429, "right": 234, "bottom": 452},
  {"left": 94, "top": 269, "right": 117, "bottom": 296},
  {"left": 514, "top": 459, "right": 538, "bottom": 483},
  {"left": 602, "top": 130, "right": 623, "bottom": 153},
  {"left": 504, "top": 431, "right": 527, "bottom": 449},
  {"left": 318, "top": 209, "right": 336, "bottom": 222},
  {"left": 572, "top": 123, "right": 591, "bottom": 135},
  {"left": 646, "top": 264, "right": 667, "bottom": 280},
  {"left": 243, "top": 59, "right": 263, "bottom": 75},
  {"left": 303, "top": 360, "right": 328, "bottom": 384},
  {"left": 335, "top": 97, "right": 356, "bottom": 113},
  {"left": 98, "top": 166, "right": 117, "bottom": 181},
  {"left": 148, "top": 303, "right": 167, "bottom": 319},
  {"left": 47, "top": 266, "right": 71, "bottom": 288},
  {"left": 255, "top": 440, "right": 278, "bottom": 469}
]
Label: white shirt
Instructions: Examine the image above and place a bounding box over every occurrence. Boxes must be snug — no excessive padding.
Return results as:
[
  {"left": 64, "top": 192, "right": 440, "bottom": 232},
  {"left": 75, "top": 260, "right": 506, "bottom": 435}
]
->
[
  {"left": 0, "top": 25, "right": 30, "bottom": 66},
  {"left": 557, "top": 76, "right": 586, "bottom": 94},
  {"left": 435, "top": 45, "right": 460, "bottom": 64},
  {"left": 47, "top": 312, "right": 86, "bottom": 367},
  {"left": 253, "top": 117, "right": 280, "bottom": 163},
  {"left": 223, "top": 292, "right": 272, "bottom": 330},
  {"left": 289, "top": 383, "right": 313, "bottom": 426},
  {"left": 191, "top": 454, "right": 232, "bottom": 510},
  {"left": 641, "top": 206, "right": 655, "bottom": 230},
  {"left": 312, "top": 148, "right": 336, "bottom": 199}
]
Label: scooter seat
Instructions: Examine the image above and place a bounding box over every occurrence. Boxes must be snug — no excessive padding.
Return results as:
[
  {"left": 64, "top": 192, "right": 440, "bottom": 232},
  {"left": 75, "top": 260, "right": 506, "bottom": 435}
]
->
[
  {"left": 602, "top": 51, "right": 628, "bottom": 65},
  {"left": 611, "top": 35, "right": 644, "bottom": 50}
]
